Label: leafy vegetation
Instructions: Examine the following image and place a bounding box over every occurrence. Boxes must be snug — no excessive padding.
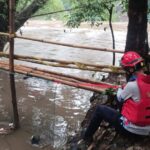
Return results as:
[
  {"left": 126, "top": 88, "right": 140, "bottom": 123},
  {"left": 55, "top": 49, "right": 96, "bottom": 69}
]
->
[
  {"left": 33, "top": 0, "right": 65, "bottom": 20},
  {"left": 0, "top": 0, "right": 129, "bottom": 24},
  {"left": 0, "top": 0, "right": 48, "bottom": 50},
  {"left": 66, "top": 0, "right": 127, "bottom": 28},
  {"left": 16, "top": 0, "right": 33, "bottom": 12}
]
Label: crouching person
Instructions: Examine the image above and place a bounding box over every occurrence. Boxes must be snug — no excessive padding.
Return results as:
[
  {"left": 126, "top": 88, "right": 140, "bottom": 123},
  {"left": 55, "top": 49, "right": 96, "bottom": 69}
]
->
[{"left": 79, "top": 51, "right": 150, "bottom": 147}]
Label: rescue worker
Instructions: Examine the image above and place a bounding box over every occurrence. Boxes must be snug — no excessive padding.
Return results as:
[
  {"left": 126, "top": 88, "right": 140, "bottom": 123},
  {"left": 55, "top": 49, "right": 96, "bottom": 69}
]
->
[{"left": 79, "top": 51, "right": 150, "bottom": 146}]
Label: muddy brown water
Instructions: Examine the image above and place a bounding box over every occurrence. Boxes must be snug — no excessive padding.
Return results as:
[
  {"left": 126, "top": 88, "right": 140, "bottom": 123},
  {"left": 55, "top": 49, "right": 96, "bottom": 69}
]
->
[{"left": 0, "top": 20, "right": 128, "bottom": 150}]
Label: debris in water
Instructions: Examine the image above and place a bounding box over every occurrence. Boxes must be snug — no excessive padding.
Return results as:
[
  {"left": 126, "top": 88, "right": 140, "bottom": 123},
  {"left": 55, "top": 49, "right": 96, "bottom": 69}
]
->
[
  {"left": 0, "top": 122, "right": 14, "bottom": 135},
  {"left": 30, "top": 135, "right": 53, "bottom": 149},
  {"left": 31, "top": 135, "right": 40, "bottom": 145}
]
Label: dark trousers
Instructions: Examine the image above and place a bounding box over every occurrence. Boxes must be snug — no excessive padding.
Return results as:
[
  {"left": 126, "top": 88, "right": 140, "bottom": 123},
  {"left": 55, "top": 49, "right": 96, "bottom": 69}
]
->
[{"left": 83, "top": 105, "right": 134, "bottom": 141}]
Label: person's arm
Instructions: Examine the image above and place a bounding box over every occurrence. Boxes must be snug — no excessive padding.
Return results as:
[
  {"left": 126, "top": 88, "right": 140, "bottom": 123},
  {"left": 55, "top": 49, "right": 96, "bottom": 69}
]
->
[{"left": 116, "top": 82, "right": 133, "bottom": 102}]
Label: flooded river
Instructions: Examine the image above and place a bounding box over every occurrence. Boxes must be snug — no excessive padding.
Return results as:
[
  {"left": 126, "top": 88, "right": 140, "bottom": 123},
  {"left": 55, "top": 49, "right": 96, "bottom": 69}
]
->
[{"left": 0, "top": 20, "right": 127, "bottom": 150}]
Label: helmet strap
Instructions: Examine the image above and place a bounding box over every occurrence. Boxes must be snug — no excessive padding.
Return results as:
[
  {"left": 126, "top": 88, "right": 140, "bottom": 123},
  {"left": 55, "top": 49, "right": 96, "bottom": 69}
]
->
[{"left": 124, "top": 67, "right": 135, "bottom": 75}]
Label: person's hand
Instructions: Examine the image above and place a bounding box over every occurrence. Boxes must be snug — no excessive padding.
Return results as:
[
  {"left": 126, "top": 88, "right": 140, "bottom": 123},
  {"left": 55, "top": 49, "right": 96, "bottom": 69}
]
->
[
  {"left": 116, "top": 87, "right": 123, "bottom": 102},
  {"left": 105, "top": 88, "right": 116, "bottom": 96}
]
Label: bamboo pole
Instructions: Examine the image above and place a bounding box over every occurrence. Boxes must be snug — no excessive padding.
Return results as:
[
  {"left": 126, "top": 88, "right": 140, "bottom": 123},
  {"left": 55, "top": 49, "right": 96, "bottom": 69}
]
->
[
  {"left": 0, "top": 33, "right": 124, "bottom": 54},
  {"left": 0, "top": 61, "right": 117, "bottom": 87},
  {"left": 0, "top": 32, "right": 10, "bottom": 36},
  {"left": 16, "top": 35, "right": 124, "bottom": 54},
  {"left": 0, "top": 52, "right": 122, "bottom": 69},
  {"left": 16, "top": 65, "right": 82, "bottom": 83},
  {"left": 16, "top": 64, "right": 118, "bottom": 88},
  {"left": 0, "top": 61, "right": 118, "bottom": 92},
  {"left": 16, "top": 64, "right": 114, "bottom": 85},
  {"left": 17, "top": 58, "right": 124, "bottom": 73},
  {"left": 9, "top": 0, "right": 20, "bottom": 129},
  {"left": 0, "top": 64, "right": 106, "bottom": 92},
  {"left": 0, "top": 52, "right": 124, "bottom": 74}
]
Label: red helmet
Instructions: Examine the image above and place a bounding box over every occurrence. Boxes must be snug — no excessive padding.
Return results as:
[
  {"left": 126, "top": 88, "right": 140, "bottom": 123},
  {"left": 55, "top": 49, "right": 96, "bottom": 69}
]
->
[{"left": 121, "top": 51, "right": 143, "bottom": 68}]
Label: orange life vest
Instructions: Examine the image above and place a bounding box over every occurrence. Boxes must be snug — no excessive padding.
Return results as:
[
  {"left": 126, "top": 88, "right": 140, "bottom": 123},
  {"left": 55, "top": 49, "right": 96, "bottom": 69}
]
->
[{"left": 121, "top": 73, "right": 150, "bottom": 126}]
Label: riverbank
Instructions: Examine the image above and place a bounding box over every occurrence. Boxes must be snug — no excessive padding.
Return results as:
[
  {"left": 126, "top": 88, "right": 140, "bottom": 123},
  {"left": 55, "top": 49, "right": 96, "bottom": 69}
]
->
[{"left": 23, "top": 20, "right": 128, "bottom": 31}]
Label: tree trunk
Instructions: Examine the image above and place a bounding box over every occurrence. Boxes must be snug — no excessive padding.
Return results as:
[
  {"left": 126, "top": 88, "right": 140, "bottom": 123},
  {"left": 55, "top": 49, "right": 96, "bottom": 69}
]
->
[
  {"left": 108, "top": 6, "right": 115, "bottom": 66},
  {"left": 125, "top": 0, "right": 148, "bottom": 58},
  {"left": 0, "top": 0, "right": 48, "bottom": 51},
  {"left": 0, "top": 36, "right": 8, "bottom": 51},
  {"left": 15, "top": 0, "right": 48, "bottom": 30},
  {"left": 0, "top": 1, "right": 9, "bottom": 50}
]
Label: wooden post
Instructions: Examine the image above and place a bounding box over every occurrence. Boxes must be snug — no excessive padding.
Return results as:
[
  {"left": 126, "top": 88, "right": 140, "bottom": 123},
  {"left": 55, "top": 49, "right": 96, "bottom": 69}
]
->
[{"left": 9, "top": 0, "right": 20, "bottom": 129}]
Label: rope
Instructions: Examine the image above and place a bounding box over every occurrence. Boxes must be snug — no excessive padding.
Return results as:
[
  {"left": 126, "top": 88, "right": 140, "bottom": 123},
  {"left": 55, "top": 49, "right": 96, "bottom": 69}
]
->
[
  {"left": 52, "top": 82, "right": 58, "bottom": 148},
  {"left": 18, "top": 0, "right": 118, "bottom": 19},
  {"left": 31, "top": 7, "right": 82, "bottom": 18}
]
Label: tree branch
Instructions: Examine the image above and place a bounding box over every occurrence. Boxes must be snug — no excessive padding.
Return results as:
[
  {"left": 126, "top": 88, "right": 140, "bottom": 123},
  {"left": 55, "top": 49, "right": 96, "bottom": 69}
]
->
[{"left": 15, "top": 0, "right": 48, "bottom": 30}]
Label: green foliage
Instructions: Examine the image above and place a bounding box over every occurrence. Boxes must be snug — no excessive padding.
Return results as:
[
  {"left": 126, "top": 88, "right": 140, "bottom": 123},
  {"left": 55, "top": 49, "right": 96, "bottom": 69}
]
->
[
  {"left": 148, "top": 0, "right": 150, "bottom": 22},
  {"left": 0, "top": 0, "right": 72, "bottom": 23},
  {"left": 0, "top": 0, "right": 8, "bottom": 31},
  {"left": 61, "top": 0, "right": 75, "bottom": 9},
  {"left": 0, "top": 0, "right": 130, "bottom": 24},
  {"left": 0, "top": 0, "right": 8, "bottom": 19},
  {"left": 66, "top": 0, "right": 120, "bottom": 28},
  {"left": 119, "top": 0, "right": 128, "bottom": 13},
  {"left": 33, "top": 0, "right": 66, "bottom": 20},
  {"left": 105, "top": 88, "right": 116, "bottom": 96},
  {"left": 16, "top": 0, "right": 33, "bottom": 12}
]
